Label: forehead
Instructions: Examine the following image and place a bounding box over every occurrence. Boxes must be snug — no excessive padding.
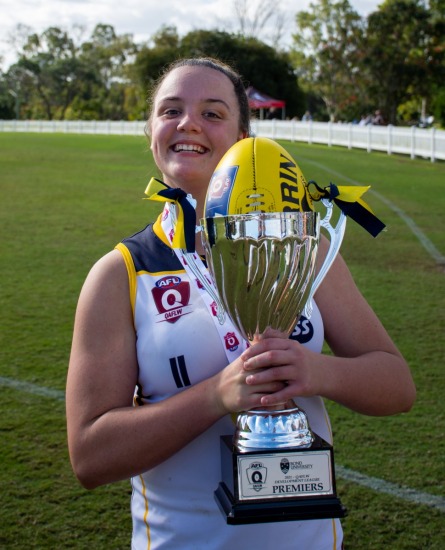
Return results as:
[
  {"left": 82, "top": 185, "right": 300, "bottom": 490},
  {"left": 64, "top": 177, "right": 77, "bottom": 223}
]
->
[{"left": 155, "top": 65, "right": 237, "bottom": 105}]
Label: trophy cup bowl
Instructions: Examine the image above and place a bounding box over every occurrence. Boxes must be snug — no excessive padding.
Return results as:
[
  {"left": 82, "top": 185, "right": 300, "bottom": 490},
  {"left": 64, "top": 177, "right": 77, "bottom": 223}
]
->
[
  {"left": 203, "top": 212, "right": 318, "bottom": 341},
  {"left": 201, "top": 210, "right": 347, "bottom": 524}
]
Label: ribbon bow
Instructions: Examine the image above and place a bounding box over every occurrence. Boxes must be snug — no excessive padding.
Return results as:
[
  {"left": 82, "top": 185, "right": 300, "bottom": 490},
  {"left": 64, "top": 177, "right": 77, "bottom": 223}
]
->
[
  {"left": 307, "top": 181, "right": 386, "bottom": 237},
  {"left": 144, "top": 178, "right": 197, "bottom": 252}
]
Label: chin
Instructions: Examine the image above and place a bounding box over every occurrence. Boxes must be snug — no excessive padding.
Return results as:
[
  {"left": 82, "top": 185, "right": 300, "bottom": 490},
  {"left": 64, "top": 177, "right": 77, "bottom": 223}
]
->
[{"left": 170, "top": 167, "right": 213, "bottom": 191}]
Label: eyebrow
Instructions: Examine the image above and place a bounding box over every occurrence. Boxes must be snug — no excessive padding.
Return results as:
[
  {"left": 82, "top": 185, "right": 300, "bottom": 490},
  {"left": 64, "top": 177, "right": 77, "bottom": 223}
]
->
[{"left": 160, "top": 96, "right": 231, "bottom": 111}]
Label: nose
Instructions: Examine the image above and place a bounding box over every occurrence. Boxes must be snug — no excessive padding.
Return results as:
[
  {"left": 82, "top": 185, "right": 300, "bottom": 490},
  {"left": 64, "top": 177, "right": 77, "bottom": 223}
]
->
[{"left": 176, "top": 111, "right": 201, "bottom": 133}]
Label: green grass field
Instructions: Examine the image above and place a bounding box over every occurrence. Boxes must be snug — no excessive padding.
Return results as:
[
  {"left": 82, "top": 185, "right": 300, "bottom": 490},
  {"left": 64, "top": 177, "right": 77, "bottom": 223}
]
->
[{"left": 0, "top": 132, "right": 444, "bottom": 549}]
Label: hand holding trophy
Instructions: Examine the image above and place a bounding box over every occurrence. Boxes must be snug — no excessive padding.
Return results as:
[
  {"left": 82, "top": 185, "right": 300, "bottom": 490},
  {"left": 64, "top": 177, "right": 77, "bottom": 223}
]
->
[{"left": 200, "top": 137, "right": 384, "bottom": 525}]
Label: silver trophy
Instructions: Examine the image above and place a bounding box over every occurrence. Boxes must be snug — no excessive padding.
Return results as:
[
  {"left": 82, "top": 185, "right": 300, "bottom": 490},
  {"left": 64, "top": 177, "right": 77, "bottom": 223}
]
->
[{"left": 199, "top": 201, "right": 348, "bottom": 524}]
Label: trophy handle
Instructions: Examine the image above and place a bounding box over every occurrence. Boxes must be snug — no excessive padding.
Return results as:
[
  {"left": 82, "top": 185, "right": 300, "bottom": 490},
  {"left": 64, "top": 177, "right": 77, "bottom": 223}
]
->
[{"left": 303, "top": 199, "right": 347, "bottom": 319}]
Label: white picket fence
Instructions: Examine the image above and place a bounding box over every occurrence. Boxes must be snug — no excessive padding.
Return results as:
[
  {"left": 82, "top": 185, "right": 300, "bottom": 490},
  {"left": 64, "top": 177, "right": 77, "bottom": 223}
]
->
[
  {"left": 250, "top": 119, "right": 445, "bottom": 162},
  {"left": 1, "top": 118, "right": 444, "bottom": 162}
]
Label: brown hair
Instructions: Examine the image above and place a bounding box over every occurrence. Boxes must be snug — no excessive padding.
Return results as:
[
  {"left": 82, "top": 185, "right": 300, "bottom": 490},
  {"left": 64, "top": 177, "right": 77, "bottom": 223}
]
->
[{"left": 146, "top": 57, "right": 251, "bottom": 137}]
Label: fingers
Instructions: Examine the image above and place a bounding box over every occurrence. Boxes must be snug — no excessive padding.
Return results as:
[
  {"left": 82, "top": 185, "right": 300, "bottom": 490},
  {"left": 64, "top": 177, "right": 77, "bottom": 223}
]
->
[
  {"left": 219, "top": 336, "right": 313, "bottom": 413},
  {"left": 259, "top": 388, "right": 296, "bottom": 408},
  {"left": 216, "top": 356, "right": 287, "bottom": 413},
  {"left": 240, "top": 336, "right": 317, "bottom": 401},
  {"left": 249, "top": 381, "right": 286, "bottom": 394},
  {"left": 241, "top": 337, "right": 298, "bottom": 371},
  {"left": 245, "top": 365, "right": 292, "bottom": 386},
  {"left": 241, "top": 382, "right": 289, "bottom": 412}
]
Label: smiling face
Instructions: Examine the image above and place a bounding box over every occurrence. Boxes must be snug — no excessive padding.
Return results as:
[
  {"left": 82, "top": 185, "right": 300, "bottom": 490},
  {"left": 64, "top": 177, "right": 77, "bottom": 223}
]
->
[{"left": 149, "top": 65, "right": 247, "bottom": 208}]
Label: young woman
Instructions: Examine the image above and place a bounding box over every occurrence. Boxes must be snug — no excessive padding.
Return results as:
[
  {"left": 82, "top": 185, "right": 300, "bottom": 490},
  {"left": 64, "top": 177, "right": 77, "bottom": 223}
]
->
[{"left": 66, "top": 57, "right": 416, "bottom": 549}]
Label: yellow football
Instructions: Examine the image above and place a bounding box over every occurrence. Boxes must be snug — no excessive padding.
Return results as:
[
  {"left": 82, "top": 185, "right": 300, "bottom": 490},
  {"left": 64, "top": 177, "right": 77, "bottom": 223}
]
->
[{"left": 204, "top": 137, "right": 313, "bottom": 217}]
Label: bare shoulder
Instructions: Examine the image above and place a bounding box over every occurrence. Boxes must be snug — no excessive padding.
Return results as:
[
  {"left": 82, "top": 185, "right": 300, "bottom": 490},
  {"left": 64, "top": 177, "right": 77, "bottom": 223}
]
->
[
  {"left": 83, "top": 248, "right": 129, "bottom": 292},
  {"left": 75, "top": 250, "right": 132, "bottom": 318},
  {"left": 74, "top": 248, "right": 134, "bottom": 351},
  {"left": 68, "top": 249, "right": 138, "bottom": 408}
]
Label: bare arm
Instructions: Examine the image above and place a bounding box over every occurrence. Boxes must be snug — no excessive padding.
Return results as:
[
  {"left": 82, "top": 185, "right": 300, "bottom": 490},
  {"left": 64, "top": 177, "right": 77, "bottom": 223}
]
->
[
  {"left": 66, "top": 251, "right": 282, "bottom": 489},
  {"left": 242, "top": 238, "right": 416, "bottom": 416}
]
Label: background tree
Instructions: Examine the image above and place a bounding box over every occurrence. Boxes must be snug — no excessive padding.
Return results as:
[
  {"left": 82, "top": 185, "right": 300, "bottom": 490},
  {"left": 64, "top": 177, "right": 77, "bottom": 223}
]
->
[
  {"left": 232, "top": 0, "right": 286, "bottom": 48},
  {"left": 132, "top": 28, "right": 304, "bottom": 120},
  {"left": 422, "top": 0, "right": 445, "bottom": 126},
  {"left": 13, "top": 27, "right": 80, "bottom": 119},
  {"left": 291, "top": 0, "right": 368, "bottom": 122},
  {"left": 0, "top": 78, "right": 15, "bottom": 119},
  {"left": 68, "top": 24, "right": 137, "bottom": 120},
  {"left": 0, "top": 66, "right": 26, "bottom": 119},
  {"left": 363, "top": 0, "right": 436, "bottom": 125},
  {"left": 3, "top": 24, "right": 138, "bottom": 120},
  {"left": 130, "top": 25, "right": 181, "bottom": 118},
  {"left": 180, "top": 29, "right": 302, "bottom": 114}
]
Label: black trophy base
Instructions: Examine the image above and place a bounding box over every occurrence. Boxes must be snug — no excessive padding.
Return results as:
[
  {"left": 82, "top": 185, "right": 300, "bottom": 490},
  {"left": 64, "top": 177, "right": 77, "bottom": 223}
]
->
[
  {"left": 215, "top": 481, "right": 346, "bottom": 525},
  {"left": 214, "top": 435, "right": 347, "bottom": 525}
]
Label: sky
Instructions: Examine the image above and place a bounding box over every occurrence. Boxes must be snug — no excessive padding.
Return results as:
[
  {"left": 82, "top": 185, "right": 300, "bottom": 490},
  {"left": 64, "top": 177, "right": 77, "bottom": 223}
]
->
[{"left": 0, "top": 0, "right": 381, "bottom": 70}]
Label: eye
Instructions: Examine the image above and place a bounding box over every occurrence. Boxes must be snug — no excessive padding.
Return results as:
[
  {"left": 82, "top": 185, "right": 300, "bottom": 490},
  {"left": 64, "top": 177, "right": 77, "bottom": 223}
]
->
[
  {"left": 163, "top": 108, "right": 181, "bottom": 117},
  {"left": 204, "top": 111, "right": 222, "bottom": 120}
]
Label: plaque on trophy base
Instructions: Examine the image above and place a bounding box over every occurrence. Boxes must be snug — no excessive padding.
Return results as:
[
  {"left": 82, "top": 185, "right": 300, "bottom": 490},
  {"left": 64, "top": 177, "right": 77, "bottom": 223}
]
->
[{"left": 214, "top": 435, "right": 346, "bottom": 525}]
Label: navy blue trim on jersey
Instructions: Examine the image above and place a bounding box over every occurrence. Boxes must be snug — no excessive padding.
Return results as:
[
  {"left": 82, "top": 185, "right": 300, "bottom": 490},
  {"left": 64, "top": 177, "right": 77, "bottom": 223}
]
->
[{"left": 122, "top": 223, "right": 183, "bottom": 273}]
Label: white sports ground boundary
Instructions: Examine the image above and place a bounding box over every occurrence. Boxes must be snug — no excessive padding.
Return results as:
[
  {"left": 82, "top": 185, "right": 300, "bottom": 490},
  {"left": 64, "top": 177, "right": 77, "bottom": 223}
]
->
[
  {"left": 1, "top": 119, "right": 444, "bottom": 162},
  {"left": 1, "top": 375, "right": 444, "bottom": 513}
]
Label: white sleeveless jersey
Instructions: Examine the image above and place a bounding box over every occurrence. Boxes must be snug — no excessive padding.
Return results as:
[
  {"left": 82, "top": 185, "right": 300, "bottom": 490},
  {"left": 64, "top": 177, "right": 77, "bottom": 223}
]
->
[{"left": 116, "top": 217, "right": 343, "bottom": 550}]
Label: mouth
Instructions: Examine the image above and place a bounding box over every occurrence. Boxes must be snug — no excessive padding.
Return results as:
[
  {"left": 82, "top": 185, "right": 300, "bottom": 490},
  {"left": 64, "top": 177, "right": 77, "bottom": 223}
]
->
[{"left": 172, "top": 143, "right": 208, "bottom": 154}]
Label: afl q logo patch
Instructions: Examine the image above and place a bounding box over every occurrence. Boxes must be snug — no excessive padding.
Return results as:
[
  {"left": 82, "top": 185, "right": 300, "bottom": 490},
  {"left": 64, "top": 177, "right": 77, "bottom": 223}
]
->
[
  {"left": 280, "top": 458, "right": 290, "bottom": 475},
  {"left": 152, "top": 276, "right": 191, "bottom": 324},
  {"left": 290, "top": 315, "right": 314, "bottom": 344},
  {"left": 246, "top": 462, "right": 267, "bottom": 492}
]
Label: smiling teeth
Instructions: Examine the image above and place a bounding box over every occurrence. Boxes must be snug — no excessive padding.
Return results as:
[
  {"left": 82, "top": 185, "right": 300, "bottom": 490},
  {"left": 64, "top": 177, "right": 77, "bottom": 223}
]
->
[{"left": 174, "top": 144, "right": 205, "bottom": 153}]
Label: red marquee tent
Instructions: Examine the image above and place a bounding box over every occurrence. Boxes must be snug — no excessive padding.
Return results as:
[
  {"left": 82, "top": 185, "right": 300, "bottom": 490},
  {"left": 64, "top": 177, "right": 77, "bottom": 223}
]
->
[
  {"left": 246, "top": 86, "right": 286, "bottom": 119},
  {"left": 246, "top": 86, "right": 286, "bottom": 110}
]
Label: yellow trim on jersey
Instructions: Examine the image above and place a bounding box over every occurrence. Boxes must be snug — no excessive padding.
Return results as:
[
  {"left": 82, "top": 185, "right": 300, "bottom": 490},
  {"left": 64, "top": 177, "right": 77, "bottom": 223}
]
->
[
  {"left": 139, "top": 474, "right": 151, "bottom": 550},
  {"left": 114, "top": 242, "right": 137, "bottom": 318},
  {"left": 153, "top": 214, "right": 171, "bottom": 247},
  {"left": 136, "top": 268, "right": 186, "bottom": 277},
  {"left": 331, "top": 518, "right": 338, "bottom": 548}
]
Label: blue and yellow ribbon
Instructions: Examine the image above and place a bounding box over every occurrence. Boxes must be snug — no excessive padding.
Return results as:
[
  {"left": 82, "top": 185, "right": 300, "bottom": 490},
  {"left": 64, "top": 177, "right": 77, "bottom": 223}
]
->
[
  {"left": 307, "top": 181, "right": 386, "bottom": 237},
  {"left": 144, "top": 178, "right": 197, "bottom": 252}
]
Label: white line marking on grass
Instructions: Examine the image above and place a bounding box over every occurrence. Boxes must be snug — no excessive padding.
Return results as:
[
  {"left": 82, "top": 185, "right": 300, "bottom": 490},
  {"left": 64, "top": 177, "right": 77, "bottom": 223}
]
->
[
  {"left": 298, "top": 157, "right": 445, "bottom": 267},
  {"left": 336, "top": 466, "right": 445, "bottom": 512},
  {"left": 1, "top": 375, "right": 444, "bottom": 512},
  {"left": 0, "top": 375, "right": 65, "bottom": 401}
]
